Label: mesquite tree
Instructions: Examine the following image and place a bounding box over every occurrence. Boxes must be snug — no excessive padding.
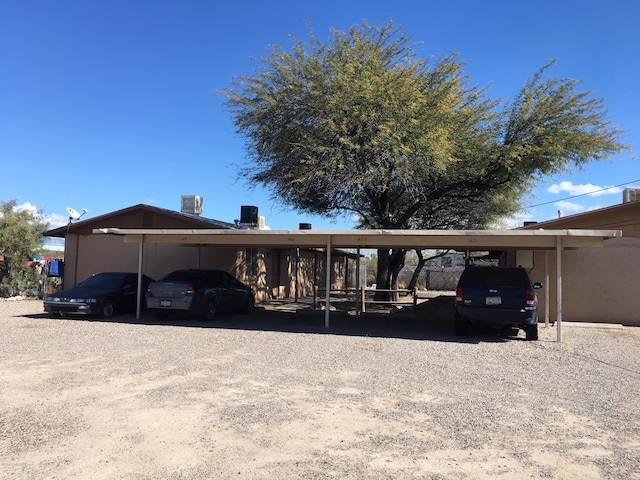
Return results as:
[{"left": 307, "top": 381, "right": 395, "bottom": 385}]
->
[{"left": 222, "top": 21, "right": 628, "bottom": 294}]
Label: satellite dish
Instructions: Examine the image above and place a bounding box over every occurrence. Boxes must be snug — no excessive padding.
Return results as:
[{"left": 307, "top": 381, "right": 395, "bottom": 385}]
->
[
  {"left": 66, "top": 207, "right": 87, "bottom": 221},
  {"left": 66, "top": 207, "right": 81, "bottom": 220}
]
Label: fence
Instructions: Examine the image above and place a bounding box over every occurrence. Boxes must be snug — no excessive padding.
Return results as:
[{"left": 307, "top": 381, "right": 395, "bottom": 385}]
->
[{"left": 397, "top": 266, "right": 464, "bottom": 291}]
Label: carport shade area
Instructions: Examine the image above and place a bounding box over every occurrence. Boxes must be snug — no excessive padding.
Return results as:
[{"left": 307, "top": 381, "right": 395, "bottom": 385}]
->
[{"left": 93, "top": 228, "right": 621, "bottom": 343}]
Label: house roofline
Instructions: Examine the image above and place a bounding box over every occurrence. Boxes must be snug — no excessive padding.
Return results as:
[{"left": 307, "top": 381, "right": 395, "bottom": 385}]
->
[
  {"left": 45, "top": 204, "right": 237, "bottom": 237},
  {"left": 519, "top": 200, "right": 640, "bottom": 230}
]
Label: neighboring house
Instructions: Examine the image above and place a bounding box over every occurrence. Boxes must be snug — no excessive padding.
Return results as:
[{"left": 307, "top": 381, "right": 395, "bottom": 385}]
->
[
  {"left": 519, "top": 190, "right": 640, "bottom": 326},
  {"left": 44, "top": 203, "right": 359, "bottom": 304}
]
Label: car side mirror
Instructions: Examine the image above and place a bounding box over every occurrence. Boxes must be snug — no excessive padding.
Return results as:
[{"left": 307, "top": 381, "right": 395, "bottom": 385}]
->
[{"left": 533, "top": 282, "right": 542, "bottom": 289}]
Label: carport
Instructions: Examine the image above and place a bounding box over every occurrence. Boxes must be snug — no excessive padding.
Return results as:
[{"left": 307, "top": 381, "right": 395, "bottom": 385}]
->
[{"left": 94, "top": 228, "right": 621, "bottom": 342}]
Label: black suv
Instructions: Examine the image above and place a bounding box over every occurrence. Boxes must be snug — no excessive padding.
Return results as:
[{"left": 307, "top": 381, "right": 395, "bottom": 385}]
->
[{"left": 454, "top": 266, "right": 542, "bottom": 341}]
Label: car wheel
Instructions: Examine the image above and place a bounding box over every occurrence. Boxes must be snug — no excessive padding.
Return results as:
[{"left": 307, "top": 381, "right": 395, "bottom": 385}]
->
[
  {"left": 454, "top": 315, "right": 469, "bottom": 336},
  {"left": 201, "top": 300, "right": 216, "bottom": 322},
  {"left": 525, "top": 323, "right": 538, "bottom": 341},
  {"left": 242, "top": 297, "right": 254, "bottom": 314},
  {"left": 100, "top": 300, "right": 115, "bottom": 319}
]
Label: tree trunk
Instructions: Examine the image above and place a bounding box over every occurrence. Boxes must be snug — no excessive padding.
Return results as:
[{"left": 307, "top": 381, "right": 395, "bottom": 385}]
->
[
  {"left": 407, "top": 249, "right": 452, "bottom": 292},
  {"left": 407, "top": 249, "right": 426, "bottom": 292},
  {"left": 375, "top": 248, "right": 406, "bottom": 301},
  {"left": 389, "top": 249, "right": 405, "bottom": 300}
]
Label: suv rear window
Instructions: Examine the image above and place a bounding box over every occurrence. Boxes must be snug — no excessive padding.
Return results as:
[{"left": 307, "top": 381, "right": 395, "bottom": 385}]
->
[{"left": 459, "top": 267, "right": 531, "bottom": 288}]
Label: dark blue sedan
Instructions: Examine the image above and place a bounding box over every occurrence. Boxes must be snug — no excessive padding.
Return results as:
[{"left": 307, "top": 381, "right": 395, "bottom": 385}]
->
[{"left": 44, "top": 272, "right": 153, "bottom": 318}]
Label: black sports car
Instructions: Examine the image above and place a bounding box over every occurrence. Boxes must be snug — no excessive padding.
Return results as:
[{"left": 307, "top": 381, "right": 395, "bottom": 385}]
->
[{"left": 44, "top": 272, "right": 153, "bottom": 318}]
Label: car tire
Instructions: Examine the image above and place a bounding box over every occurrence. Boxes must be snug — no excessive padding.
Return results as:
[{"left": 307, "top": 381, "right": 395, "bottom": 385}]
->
[
  {"left": 201, "top": 300, "right": 216, "bottom": 322},
  {"left": 100, "top": 300, "right": 115, "bottom": 319},
  {"left": 242, "top": 297, "right": 254, "bottom": 314},
  {"left": 525, "top": 323, "right": 538, "bottom": 341},
  {"left": 454, "top": 315, "right": 469, "bottom": 336}
]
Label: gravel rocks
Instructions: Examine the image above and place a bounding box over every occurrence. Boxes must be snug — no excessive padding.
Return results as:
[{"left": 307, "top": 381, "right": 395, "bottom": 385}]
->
[{"left": 1, "top": 299, "right": 639, "bottom": 479}]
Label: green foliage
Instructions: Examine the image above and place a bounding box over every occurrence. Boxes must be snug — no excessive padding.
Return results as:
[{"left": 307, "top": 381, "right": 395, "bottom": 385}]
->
[
  {"left": 0, "top": 199, "right": 49, "bottom": 298},
  {"left": 223, "top": 20, "right": 629, "bottom": 291},
  {"left": 224, "top": 21, "right": 627, "bottom": 230},
  {"left": 0, "top": 265, "right": 42, "bottom": 298}
]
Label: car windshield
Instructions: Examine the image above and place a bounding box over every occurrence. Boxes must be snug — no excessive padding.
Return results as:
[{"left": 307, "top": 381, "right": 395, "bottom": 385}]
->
[
  {"left": 80, "top": 274, "right": 125, "bottom": 290},
  {"left": 461, "top": 268, "right": 531, "bottom": 288}
]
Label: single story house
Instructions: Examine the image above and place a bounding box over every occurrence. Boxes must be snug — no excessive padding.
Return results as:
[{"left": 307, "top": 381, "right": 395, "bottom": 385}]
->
[
  {"left": 44, "top": 203, "right": 360, "bottom": 303},
  {"left": 45, "top": 192, "right": 638, "bottom": 327}
]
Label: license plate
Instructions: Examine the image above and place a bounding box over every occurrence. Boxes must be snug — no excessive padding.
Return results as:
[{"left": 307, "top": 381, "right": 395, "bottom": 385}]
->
[
  {"left": 486, "top": 296, "right": 502, "bottom": 305},
  {"left": 160, "top": 300, "right": 172, "bottom": 307}
]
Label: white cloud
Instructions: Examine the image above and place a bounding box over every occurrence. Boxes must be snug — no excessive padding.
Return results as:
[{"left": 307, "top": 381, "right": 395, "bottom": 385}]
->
[
  {"left": 13, "top": 202, "right": 67, "bottom": 229},
  {"left": 555, "top": 200, "right": 584, "bottom": 213},
  {"left": 585, "top": 204, "right": 604, "bottom": 212},
  {"left": 493, "top": 210, "right": 533, "bottom": 229},
  {"left": 15, "top": 201, "right": 39, "bottom": 214},
  {"left": 547, "top": 181, "right": 622, "bottom": 197},
  {"left": 47, "top": 213, "right": 69, "bottom": 228}
]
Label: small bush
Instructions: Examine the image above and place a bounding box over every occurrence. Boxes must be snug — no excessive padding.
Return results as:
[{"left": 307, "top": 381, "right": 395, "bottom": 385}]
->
[{"left": 0, "top": 267, "right": 43, "bottom": 298}]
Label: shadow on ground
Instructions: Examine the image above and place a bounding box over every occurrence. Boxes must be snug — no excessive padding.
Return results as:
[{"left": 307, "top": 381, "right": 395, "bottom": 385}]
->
[{"left": 22, "top": 294, "right": 528, "bottom": 343}]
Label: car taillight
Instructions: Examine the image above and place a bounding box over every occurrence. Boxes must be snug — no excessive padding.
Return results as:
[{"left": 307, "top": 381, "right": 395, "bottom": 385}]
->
[
  {"left": 526, "top": 290, "right": 535, "bottom": 306},
  {"left": 456, "top": 287, "right": 463, "bottom": 302},
  {"left": 186, "top": 285, "right": 195, "bottom": 294}
]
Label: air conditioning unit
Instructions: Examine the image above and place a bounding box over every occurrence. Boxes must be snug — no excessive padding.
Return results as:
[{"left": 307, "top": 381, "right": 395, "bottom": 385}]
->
[
  {"left": 623, "top": 188, "right": 640, "bottom": 203},
  {"left": 181, "top": 195, "right": 203, "bottom": 215},
  {"left": 240, "top": 205, "right": 258, "bottom": 225}
]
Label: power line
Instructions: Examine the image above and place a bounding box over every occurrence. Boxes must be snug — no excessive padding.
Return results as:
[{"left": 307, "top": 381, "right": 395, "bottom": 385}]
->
[{"left": 519, "top": 178, "right": 640, "bottom": 211}]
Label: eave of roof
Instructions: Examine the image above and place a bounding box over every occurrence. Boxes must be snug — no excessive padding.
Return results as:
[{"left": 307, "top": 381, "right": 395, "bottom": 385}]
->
[
  {"left": 93, "top": 227, "right": 621, "bottom": 250},
  {"left": 519, "top": 200, "right": 640, "bottom": 230}
]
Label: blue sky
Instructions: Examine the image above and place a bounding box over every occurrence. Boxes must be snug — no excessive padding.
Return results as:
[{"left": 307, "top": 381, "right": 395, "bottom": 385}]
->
[{"left": 2, "top": 0, "right": 638, "bottom": 230}]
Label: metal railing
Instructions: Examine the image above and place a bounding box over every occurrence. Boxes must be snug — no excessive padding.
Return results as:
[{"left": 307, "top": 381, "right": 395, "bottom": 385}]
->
[
  {"left": 360, "top": 287, "right": 417, "bottom": 313},
  {"left": 313, "top": 286, "right": 417, "bottom": 314}
]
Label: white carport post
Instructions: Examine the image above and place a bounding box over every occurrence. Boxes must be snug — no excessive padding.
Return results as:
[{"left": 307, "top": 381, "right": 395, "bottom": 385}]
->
[
  {"left": 325, "top": 235, "right": 332, "bottom": 328},
  {"left": 136, "top": 235, "right": 144, "bottom": 320},
  {"left": 556, "top": 235, "right": 563, "bottom": 343},
  {"left": 544, "top": 251, "right": 550, "bottom": 328},
  {"left": 355, "top": 248, "right": 361, "bottom": 317}
]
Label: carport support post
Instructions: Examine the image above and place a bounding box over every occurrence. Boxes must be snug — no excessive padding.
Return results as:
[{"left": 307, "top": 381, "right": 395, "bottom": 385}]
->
[
  {"left": 545, "top": 251, "right": 550, "bottom": 328},
  {"left": 325, "top": 235, "right": 332, "bottom": 328},
  {"left": 355, "top": 248, "right": 361, "bottom": 316},
  {"left": 136, "top": 235, "right": 144, "bottom": 320},
  {"left": 556, "top": 235, "right": 563, "bottom": 343}
]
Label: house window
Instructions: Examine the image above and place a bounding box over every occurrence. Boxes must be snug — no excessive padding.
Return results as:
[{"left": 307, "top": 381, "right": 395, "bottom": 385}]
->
[{"left": 246, "top": 248, "right": 258, "bottom": 277}]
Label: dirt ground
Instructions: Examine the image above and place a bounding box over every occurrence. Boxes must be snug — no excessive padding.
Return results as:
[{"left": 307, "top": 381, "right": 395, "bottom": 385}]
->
[{"left": 1, "top": 298, "right": 639, "bottom": 480}]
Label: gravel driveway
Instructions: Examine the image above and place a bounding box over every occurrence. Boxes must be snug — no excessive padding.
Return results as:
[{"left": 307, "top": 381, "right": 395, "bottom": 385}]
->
[{"left": 1, "top": 298, "right": 639, "bottom": 480}]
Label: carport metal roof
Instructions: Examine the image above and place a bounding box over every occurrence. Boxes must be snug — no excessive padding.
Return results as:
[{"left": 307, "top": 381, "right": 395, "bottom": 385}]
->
[{"left": 94, "top": 227, "right": 622, "bottom": 343}]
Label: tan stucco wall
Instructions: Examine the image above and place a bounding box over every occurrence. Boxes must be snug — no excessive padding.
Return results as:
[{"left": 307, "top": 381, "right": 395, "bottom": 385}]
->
[
  {"left": 63, "top": 234, "right": 244, "bottom": 292},
  {"left": 529, "top": 237, "right": 640, "bottom": 326}
]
